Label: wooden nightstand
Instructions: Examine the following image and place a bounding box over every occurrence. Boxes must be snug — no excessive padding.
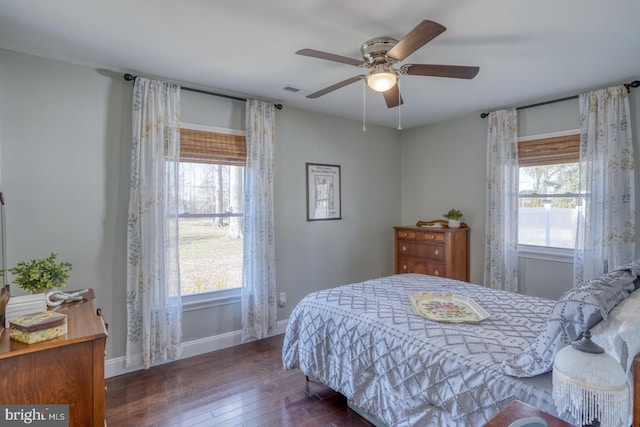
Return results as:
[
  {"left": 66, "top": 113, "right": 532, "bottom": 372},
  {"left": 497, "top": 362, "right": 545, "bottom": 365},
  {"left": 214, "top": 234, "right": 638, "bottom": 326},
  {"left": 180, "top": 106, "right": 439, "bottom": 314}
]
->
[{"left": 482, "top": 400, "right": 573, "bottom": 427}]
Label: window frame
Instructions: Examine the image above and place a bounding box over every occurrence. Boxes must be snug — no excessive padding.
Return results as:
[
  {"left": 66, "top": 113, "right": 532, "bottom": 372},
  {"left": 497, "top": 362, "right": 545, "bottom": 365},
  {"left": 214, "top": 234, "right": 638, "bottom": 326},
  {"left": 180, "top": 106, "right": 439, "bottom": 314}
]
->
[
  {"left": 178, "top": 123, "right": 246, "bottom": 305},
  {"left": 517, "top": 129, "right": 580, "bottom": 258},
  {"left": 182, "top": 287, "right": 241, "bottom": 312}
]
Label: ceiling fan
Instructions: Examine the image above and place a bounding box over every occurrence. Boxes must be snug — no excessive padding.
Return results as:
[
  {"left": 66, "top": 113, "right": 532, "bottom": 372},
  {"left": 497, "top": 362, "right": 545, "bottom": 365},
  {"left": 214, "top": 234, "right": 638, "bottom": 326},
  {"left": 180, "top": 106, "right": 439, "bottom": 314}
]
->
[{"left": 296, "top": 20, "right": 479, "bottom": 108}]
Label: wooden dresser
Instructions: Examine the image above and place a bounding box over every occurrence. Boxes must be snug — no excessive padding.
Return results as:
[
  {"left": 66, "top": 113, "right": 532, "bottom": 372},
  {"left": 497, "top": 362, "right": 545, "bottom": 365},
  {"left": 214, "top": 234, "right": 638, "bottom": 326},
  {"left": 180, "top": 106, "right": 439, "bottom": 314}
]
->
[
  {"left": 0, "top": 289, "right": 108, "bottom": 427},
  {"left": 394, "top": 225, "right": 470, "bottom": 282}
]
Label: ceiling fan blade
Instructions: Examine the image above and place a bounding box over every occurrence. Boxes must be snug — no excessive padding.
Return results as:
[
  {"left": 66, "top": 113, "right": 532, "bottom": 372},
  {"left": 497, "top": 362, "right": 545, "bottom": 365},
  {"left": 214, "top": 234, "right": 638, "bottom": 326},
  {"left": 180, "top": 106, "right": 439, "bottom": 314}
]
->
[
  {"left": 296, "top": 48, "right": 364, "bottom": 67},
  {"left": 387, "top": 20, "right": 446, "bottom": 62},
  {"left": 307, "top": 75, "right": 365, "bottom": 99},
  {"left": 402, "top": 64, "right": 480, "bottom": 79},
  {"left": 383, "top": 85, "right": 403, "bottom": 108}
]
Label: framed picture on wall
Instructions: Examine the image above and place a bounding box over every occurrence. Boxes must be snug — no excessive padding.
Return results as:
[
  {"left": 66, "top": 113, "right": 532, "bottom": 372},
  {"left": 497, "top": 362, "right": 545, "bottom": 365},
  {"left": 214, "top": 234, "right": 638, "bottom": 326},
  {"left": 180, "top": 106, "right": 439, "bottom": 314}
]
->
[{"left": 306, "top": 163, "right": 341, "bottom": 221}]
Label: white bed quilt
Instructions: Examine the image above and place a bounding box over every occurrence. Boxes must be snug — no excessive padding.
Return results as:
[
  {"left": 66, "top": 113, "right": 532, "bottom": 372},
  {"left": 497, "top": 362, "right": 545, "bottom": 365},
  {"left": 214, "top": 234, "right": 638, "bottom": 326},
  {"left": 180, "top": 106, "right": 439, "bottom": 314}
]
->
[{"left": 282, "top": 274, "right": 565, "bottom": 426}]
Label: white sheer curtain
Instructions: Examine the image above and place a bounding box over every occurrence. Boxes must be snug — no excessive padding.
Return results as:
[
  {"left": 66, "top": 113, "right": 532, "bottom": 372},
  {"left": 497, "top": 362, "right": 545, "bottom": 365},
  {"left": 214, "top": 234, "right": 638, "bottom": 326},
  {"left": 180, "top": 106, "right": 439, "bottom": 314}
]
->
[
  {"left": 242, "top": 100, "right": 276, "bottom": 341},
  {"left": 126, "top": 77, "right": 183, "bottom": 368},
  {"left": 574, "top": 86, "right": 635, "bottom": 285},
  {"left": 484, "top": 108, "right": 520, "bottom": 292}
]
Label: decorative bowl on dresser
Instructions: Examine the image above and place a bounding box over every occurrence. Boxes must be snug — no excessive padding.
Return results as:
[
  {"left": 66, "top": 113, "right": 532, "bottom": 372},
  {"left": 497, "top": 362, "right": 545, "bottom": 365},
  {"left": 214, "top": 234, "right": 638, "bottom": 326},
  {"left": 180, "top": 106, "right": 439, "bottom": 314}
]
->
[
  {"left": 394, "top": 221, "right": 470, "bottom": 282},
  {"left": 0, "top": 289, "right": 108, "bottom": 427}
]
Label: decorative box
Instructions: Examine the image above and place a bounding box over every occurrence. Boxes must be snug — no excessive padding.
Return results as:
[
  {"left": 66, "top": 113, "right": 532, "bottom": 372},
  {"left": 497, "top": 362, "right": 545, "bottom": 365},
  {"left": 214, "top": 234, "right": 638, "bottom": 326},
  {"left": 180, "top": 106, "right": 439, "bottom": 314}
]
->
[
  {"left": 5, "top": 293, "right": 47, "bottom": 328},
  {"left": 10, "top": 311, "right": 67, "bottom": 344}
]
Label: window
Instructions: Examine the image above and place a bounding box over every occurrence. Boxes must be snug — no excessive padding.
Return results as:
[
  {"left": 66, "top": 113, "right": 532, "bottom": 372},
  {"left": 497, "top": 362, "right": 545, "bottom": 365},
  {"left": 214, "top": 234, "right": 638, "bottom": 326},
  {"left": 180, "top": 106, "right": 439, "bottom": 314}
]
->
[
  {"left": 178, "top": 125, "right": 245, "bottom": 296},
  {"left": 518, "top": 132, "right": 580, "bottom": 249}
]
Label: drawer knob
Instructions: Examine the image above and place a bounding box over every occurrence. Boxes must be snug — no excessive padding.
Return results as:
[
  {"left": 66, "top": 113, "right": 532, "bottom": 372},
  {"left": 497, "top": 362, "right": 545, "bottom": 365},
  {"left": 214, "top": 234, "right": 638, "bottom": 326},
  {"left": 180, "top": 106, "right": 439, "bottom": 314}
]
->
[
  {"left": 402, "top": 264, "right": 407, "bottom": 271},
  {"left": 401, "top": 245, "right": 407, "bottom": 252},
  {"left": 431, "top": 235, "right": 436, "bottom": 239},
  {"left": 434, "top": 249, "right": 440, "bottom": 256},
  {"left": 434, "top": 270, "right": 440, "bottom": 276}
]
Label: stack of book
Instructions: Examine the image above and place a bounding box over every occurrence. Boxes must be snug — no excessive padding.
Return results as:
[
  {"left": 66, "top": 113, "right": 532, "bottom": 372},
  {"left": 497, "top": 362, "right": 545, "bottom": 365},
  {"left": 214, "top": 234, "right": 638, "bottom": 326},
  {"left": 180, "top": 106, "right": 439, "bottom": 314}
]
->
[{"left": 4, "top": 293, "right": 46, "bottom": 328}]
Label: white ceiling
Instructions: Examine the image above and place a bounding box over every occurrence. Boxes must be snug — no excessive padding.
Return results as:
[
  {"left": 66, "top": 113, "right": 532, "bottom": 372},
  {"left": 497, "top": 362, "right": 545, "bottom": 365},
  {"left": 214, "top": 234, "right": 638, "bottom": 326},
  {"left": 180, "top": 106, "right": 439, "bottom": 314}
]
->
[{"left": 1, "top": 0, "right": 640, "bottom": 129}]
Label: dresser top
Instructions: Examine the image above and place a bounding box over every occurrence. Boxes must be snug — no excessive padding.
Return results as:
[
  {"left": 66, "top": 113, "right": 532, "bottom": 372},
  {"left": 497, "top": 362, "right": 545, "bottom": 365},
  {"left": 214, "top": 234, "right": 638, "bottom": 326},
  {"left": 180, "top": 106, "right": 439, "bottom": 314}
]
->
[
  {"left": 0, "top": 289, "right": 107, "bottom": 359},
  {"left": 394, "top": 224, "right": 469, "bottom": 232}
]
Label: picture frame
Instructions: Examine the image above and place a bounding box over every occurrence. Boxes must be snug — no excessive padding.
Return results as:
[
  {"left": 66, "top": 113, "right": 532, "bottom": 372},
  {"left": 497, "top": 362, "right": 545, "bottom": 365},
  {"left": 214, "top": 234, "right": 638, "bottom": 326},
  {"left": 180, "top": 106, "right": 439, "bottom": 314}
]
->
[{"left": 306, "top": 163, "right": 341, "bottom": 221}]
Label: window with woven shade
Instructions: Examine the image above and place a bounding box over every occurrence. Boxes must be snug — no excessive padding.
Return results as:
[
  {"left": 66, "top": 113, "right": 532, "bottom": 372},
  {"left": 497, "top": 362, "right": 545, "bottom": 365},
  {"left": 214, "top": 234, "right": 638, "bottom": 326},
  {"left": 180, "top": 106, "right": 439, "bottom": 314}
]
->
[
  {"left": 518, "top": 132, "right": 580, "bottom": 249},
  {"left": 180, "top": 127, "right": 246, "bottom": 166},
  {"left": 178, "top": 125, "right": 246, "bottom": 296},
  {"left": 518, "top": 133, "right": 579, "bottom": 167}
]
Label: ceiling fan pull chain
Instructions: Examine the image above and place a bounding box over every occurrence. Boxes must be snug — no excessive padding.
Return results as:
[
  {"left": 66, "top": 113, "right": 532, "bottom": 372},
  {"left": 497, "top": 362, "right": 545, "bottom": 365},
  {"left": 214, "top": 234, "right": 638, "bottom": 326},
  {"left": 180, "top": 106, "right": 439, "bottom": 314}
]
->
[
  {"left": 397, "top": 81, "right": 403, "bottom": 130},
  {"left": 362, "top": 78, "right": 367, "bottom": 132}
]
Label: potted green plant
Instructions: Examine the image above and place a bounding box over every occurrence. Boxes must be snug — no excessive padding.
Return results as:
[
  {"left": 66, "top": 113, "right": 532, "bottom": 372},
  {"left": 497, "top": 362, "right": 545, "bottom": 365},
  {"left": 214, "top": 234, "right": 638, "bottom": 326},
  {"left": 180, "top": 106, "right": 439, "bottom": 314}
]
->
[
  {"left": 443, "top": 209, "right": 464, "bottom": 228},
  {"left": 3, "top": 253, "right": 72, "bottom": 294}
]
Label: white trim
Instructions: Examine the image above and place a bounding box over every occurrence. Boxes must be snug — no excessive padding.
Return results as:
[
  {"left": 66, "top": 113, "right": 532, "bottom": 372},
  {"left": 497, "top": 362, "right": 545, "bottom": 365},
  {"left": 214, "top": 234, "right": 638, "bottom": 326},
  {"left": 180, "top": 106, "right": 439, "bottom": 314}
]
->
[
  {"left": 181, "top": 288, "right": 241, "bottom": 312},
  {"left": 104, "top": 319, "right": 289, "bottom": 378},
  {"left": 180, "top": 122, "right": 245, "bottom": 136},
  {"left": 518, "top": 244, "right": 574, "bottom": 263},
  {"left": 518, "top": 129, "right": 579, "bottom": 142}
]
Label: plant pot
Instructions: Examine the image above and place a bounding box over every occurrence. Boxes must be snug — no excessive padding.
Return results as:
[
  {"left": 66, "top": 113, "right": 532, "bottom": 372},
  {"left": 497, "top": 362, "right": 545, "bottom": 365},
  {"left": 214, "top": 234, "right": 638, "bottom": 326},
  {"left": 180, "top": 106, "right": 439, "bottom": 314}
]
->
[{"left": 448, "top": 219, "right": 461, "bottom": 228}]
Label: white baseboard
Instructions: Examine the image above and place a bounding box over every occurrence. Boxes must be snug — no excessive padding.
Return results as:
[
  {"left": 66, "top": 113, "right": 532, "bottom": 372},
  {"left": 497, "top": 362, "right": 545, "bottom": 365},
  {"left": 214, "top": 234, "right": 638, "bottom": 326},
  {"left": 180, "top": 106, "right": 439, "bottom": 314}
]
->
[{"left": 105, "top": 318, "right": 289, "bottom": 378}]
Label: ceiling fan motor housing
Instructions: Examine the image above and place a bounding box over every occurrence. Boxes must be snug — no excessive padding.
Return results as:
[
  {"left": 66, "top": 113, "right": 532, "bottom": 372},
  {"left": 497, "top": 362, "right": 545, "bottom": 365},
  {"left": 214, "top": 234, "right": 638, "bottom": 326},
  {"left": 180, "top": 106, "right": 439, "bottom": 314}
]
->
[{"left": 360, "top": 37, "right": 399, "bottom": 67}]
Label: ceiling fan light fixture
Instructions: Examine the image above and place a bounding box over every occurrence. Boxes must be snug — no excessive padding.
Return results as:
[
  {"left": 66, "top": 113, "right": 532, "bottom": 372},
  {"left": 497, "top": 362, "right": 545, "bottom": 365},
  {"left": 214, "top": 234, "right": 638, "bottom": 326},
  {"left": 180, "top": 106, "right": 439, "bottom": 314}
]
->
[
  {"left": 298, "top": 20, "right": 479, "bottom": 107},
  {"left": 366, "top": 68, "right": 398, "bottom": 92}
]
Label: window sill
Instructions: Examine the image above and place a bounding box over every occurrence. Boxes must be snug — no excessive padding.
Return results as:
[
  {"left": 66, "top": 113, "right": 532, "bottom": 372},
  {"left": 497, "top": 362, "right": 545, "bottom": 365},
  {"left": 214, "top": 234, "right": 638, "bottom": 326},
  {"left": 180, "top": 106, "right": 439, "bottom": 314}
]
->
[
  {"left": 181, "top": 287, "right": 241, "bottom": 312},
  {"left": 518, "top": 244, "right": 574, "bottom": 263}
]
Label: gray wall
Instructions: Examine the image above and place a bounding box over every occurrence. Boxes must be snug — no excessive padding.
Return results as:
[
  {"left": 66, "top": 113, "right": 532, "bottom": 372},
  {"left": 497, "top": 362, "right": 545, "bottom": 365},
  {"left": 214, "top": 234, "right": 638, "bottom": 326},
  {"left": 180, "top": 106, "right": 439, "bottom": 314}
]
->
[
  {"left": 400, "top": 115, "right": 488, "bottom": 284},
  {"left": 275, "top": 107, "right": 400, "bottom": 317},
  {"left": 2, "top": 46, "right": 639, "bottom": 361},
  {"left": 400, "top": 86, "right": 640, "bottom": 299},
  {"left": 181, "top": 94, "right": 401, "bottom": 340},
  {"left": 0, "top": 48, "right": 400, "bottom": 359},
  {"left": 0, "top": 49, "right": 132, "bottom": 360}
]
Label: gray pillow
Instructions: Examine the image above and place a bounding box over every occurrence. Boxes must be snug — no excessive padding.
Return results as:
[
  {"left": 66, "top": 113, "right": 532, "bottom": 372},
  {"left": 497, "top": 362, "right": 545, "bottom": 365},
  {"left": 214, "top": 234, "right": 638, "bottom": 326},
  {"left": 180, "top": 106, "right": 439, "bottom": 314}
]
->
[{"left": 501, "top": 265, "right": 638, "bottom": 377}]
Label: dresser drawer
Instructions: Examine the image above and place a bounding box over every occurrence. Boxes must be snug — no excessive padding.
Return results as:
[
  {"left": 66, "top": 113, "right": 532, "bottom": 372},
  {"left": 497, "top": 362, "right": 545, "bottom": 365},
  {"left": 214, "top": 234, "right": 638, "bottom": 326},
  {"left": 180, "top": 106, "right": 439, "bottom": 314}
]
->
[
  {"left": 396, "top": 230, "right": 445, "bottom": 242},
  {"left": 397, "top": 242, "right": 445, "bottom": 260},
  {"left": 419, "top": 232, "right": 445, "bottom": 242},
  {"left": 397, "top": 257, "right": 446, "bottom": 277},
  {"left": 396, "top": 230, "right": 417, "bottom": 240}
]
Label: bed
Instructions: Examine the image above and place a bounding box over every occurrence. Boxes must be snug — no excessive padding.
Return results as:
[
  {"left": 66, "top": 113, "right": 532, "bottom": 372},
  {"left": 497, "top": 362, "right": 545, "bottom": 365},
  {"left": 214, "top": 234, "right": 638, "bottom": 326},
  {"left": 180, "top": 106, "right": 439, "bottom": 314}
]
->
[{"left": 282, "top": 268, "right": 640, "bottom": 426}]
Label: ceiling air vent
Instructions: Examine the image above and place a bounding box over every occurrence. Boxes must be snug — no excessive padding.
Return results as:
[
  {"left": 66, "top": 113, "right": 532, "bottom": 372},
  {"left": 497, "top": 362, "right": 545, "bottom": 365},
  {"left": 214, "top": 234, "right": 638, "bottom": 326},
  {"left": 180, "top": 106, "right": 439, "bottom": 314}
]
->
[{"left": 283, "top": 86, "right": 301, "bottom": 93}]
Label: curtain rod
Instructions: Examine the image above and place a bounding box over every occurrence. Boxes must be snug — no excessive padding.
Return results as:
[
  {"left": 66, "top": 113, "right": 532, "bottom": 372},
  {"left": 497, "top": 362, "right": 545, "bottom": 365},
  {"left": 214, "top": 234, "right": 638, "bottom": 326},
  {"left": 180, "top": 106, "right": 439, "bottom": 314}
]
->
[
  {"left": 123, "top": 74, "right": 283, "bottom": 110},
  {"left": 480, "top": 80, "right": 640, "bottom": 118}
]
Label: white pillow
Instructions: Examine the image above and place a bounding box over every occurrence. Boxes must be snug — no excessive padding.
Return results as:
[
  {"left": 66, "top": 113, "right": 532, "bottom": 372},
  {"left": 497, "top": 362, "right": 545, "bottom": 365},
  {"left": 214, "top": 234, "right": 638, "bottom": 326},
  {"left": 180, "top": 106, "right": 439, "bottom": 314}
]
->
[
  {"left": 501, "top": 268, "right": 637, "bottom": 377},
  {"left": 591, "top": 287, "right": 640, "bottom": 383}
]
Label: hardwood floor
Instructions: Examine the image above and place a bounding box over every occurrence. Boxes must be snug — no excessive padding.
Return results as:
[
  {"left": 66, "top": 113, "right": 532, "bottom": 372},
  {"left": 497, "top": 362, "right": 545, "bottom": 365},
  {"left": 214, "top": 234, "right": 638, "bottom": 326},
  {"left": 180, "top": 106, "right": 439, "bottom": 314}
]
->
[{"left": 105, "top": 334, "right": 374, "bottom": 427}]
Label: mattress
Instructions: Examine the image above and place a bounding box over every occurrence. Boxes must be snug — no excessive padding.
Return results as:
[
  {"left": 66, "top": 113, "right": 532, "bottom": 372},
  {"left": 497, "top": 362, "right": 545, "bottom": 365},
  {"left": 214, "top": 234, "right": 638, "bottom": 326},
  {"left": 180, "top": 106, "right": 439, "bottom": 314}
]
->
[{"left": 282, "top": 274, "right": 565, "bottom": 426}]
